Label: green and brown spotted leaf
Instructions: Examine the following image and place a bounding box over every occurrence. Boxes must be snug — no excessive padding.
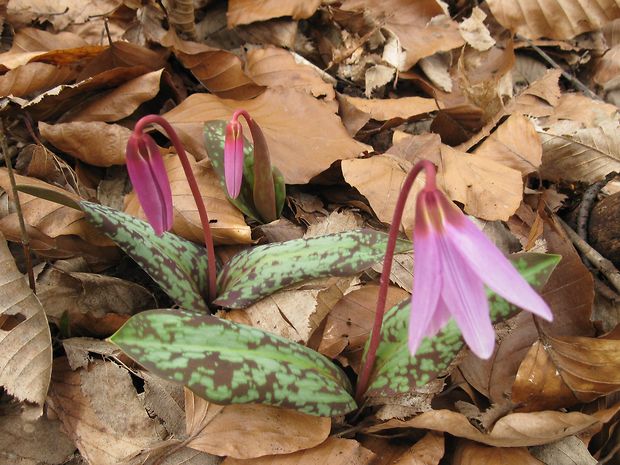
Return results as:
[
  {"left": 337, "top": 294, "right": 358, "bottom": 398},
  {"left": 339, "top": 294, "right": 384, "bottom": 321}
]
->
[
  {"left": 204, "top": 120, "right": 286, "bottom": 223},
  {"left": 363, "top": 253, "right": 561, "bottom": 398},
  {"left": 109, "top": 309, "right": 356, "bottom": 417},
  {"left": 80, "top": 201, "right": 211, "bottom": 312},
  {"left": 215, "top": 230, "right": 412, "bottom": 308}
]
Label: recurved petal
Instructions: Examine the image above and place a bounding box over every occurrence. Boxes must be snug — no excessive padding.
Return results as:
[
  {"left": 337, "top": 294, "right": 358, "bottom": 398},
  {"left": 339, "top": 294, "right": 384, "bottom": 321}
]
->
[
  {"left": 224, "top": 120, "right": 244, "bottom": 198},
  {"left": 439, "top": 236, "right": 496, "bottom": 359},
  {"left": 440, "top": 196, "right": 552, "bottom": 321},
  {"left": 142, "top": 134, "right": 173, "bottom": 233},
  {"left": 409, "top": 229, "right": 442, "bottom": 356}
]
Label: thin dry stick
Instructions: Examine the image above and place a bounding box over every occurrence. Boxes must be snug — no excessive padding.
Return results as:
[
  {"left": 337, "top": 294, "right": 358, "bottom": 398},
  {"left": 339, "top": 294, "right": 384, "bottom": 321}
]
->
[
  {"left": 556, "top": 216, "right": 620, "bottom": 295},
  {"left": 0, "top": 121, "right": 36, "bottom": 292}
]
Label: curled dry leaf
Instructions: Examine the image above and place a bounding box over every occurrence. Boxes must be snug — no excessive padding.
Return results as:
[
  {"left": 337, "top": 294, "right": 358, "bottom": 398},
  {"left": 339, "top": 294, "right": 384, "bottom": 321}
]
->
[
  {"left": 48, "top": 358, "right": 162, "bottom": 465},
  {"left": 539, "top": 119, "right": 620, "bottom": 183},
  {"left": 184, "top": 389, "right": 331, "bottom": 459},
  {"left": 124, "top": 153, "right": 252, "bottom": 245},
  {"left": 164, "top": 88, "right": 369, "bottom": 184},
  {"left": 474, "top": 113, "right": 542, "bottom": 175},
  {"left": 68, "top": 68, "right": 164, "bottom": 122},
  {"left": 364, "top": 409, "right": 601, "bottom": 447},
  {"left": 39, "top": 121, "right": 130, "bottom": 167},
  {"left": 0, "top": 234, "right": 52, "bottom": 407},
  {"left": 487, "top": 0, "right": 620, "bottom": 40},
  {"left": 0, "top": 62, "right": 78, "bottom": 98},
  {"left": 245, "top": 46, "right": 335, "bottom": 99},
  {"left": 459, "top": 7, "right": 496, "bottom": 52},
  {"left": 225, "top": 277, "right": 354, "bottom": 344},
  {"left": 388, "top": 431, "right": 444, "bottom": 465},
  {"left": 338, "top": 95, "right": 438, "bottom": 122},
  {"left": 340, "top": 0, "right": 464, "bottom": 69},
  {"left": 453, "top": 439, "right": 543, "bottom": 465},
  {"left": 221, "top": 437, "right": 375, "bottom": 465},
  {"left": 161, "top": 30, "right": 264, "bottom": 100},
  {"left": 227, "top": 0, "right": 322, "bottom": 27}
]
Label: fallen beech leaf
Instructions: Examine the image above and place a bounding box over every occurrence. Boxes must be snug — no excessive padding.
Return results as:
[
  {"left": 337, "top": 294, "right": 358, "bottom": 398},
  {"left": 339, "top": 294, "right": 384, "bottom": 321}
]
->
[
  {"left": 459, "top": 7, "right": 495, "bottom": 52},
  {"left": 371, "top": 254, "right": 415, "bottom": 293},
  {"left": 0, "top": 62, "right": 77, "bottom": 97},
  {"left": 226, "top": 277, "right": 353, "bottom": 344},
  {"left": 227, "top": 0, "right": 322, "bottom": 27},
  {"left": 0, "top": 234, "right": 52, "bottom": 407},
  {"left": 439, "top": 146, "right": 523, "bottom": 221},
  {"left": 141, "top": 371, "right": 186, "bottom": 438},
  {"left": 364, "top": 409, "right": 600, "bottom": 447},
  {"left": 124, "top": 153, "right": 252, "bottom": 245},
  {"left": 222, "top": 437, "right": 375, "bottom": 465},
  {"left": 431, "top": 105, "right": 485, "bottom": 146},
  {"left": 163, "top": 89, "right": 369, "bottom": 184},
  {"left": 161, "top": 30, "right": 264, "bottom": 100},
  {"left": 340, "top": 0, "right": 464, "bottom": 69},
  {"left": 69, "top": 68, "right": 164, "bottom": 122},
  {"left": 245, "top": 46, "right": 335, "bottom": 99},
  {"left": 62, "top": 337, "right": 122, "bottom": 370},
  {"left": 0, "top": 408, "right": 75, "bottom": 465},
  {"left": 487, "top": 0, "right": 620, "bottom": 40},
  {"left": 126, "top": 439, "right": 220, "bottom": 465},
  {"left": 338, "top": 95, "right": 438, "bottom": 121},
  {"left": 530, "top": 436, "right": 597, "bottom": 465},
  {"left": 474, "top": 113, "right": 542, "bottom": 175},
  {"left": 48, "top": 358, "right": 161, "bottom": 465},
  {"left": 540, "top": 119, "right": 620, "bottom": 183},
  {"left": 304, "top": 210, "right": 364, "bottom": 237},
  {"left": 419, "top": 54, "right": 453, "bottom": 92},
  {"left": 548, "top": 93, "right": 619, "bottom": 127},
  {"left": 388, "top": 431, "right": 444, "bottom": 465},
  {"left": 184, "top": 389, "right": 331, "bottom": 459},
  {"left": 39, "top": 121, "right": 130, "bottom": 166},
  {"left": 453, "top": 439, "right": 543, "bottom": 465}
]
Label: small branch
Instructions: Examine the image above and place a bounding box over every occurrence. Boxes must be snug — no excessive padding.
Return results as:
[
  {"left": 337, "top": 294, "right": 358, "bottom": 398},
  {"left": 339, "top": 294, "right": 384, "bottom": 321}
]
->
[
  {"left": 556, "top": 216, "right": 620, "bottom": 295},
  {"left": 0, "top": 120, "right": 36, "bottom": 292},
  {"left": 577, "top": 180, "right": 607, "bottom": 240}
]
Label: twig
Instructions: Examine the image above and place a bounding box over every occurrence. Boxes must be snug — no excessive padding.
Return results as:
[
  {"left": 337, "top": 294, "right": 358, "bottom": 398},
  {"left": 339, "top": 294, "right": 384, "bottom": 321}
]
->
[
  {"left": 0, "top": 120, "right": 36, "bottom": 292},
  {"left": 556, "top": 216, "right": 620, "bottom": 295},
  {"left": 577, "top": 180, "right": 607, "bottom": 240},
  {"left": 518, "top": 36, "right": 602, "bottom": 101}
]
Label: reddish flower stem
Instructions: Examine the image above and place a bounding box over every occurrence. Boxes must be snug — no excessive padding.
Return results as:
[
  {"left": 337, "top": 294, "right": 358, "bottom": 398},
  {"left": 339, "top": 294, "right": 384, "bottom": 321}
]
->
[
  {"left": 135, "top": 115, "right": 218, "bottom": 303},
  {"left": 355, "top": 160, "right": 437, "bottom": 403}
]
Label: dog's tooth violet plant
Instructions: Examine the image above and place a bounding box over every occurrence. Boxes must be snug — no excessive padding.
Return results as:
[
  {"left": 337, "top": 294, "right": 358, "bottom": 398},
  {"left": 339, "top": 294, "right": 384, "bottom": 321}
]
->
[{"left": 355, "top": 160, "right": 554, "bottom": 401}]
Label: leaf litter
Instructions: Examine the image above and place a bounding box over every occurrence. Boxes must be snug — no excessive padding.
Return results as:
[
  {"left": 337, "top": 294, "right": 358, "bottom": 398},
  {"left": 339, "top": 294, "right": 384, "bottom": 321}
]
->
[{"left": 0, "top": 2, "right": 619, "bottom": 464}]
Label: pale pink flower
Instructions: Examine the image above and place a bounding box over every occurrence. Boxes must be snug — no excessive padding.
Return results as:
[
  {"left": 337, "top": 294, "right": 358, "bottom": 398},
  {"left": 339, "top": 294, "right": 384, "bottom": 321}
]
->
[{"left": 224, "top": 117, "right": 244, "bottom": 198}]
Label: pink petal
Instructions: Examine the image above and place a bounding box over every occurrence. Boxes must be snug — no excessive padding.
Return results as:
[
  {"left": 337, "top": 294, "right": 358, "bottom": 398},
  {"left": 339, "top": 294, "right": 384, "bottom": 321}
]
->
[
  {"left": 224, "top": 121, "right": 244, "bottom": 199},
  {"left": 438, "top": 235, "right": 496, "bottom": 359},
  {"left": 425, "top": 296, "right": 452, "bottom": 337},
  {"left": 143, "top": 134, "right": 173, "bottom": 233},
  {"left": 409, "top": 229, "right": 442, "bottom": 356},
  {"left": 126, "top": 134, "right": 172, "bottom": 236},
  {"left": 439, "top": 196, "right": 552, "bottom": 322}
]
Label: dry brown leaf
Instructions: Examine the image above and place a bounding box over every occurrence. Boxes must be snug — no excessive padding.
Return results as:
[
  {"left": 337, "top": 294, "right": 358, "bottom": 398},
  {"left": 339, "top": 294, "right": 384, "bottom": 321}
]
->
[
  {"left": 318, "top": 284, "right": 409, "bottom": 359},
  {"left": 221, "top": 436, "right": 375, "bottom": 465},
  {"left": 0, "top": 234, "right": 52, "bottom": 407},
  {"left": 540, "top": 119, "right": 620, "bottom": 183},
  {"left": 39, "top": 121, "right": 130, "bottom": 167},
  {"left": 163, "top": 88, "right": 369, "bottom": 184},
  {"left": 237, "top": 18, "right": 299, "bottom": 49},
  {"left": 141, "top": 371, "right": 186, "bottom": 438},
  {"left": 304, "top": 210, "right": 364, "bottom": 237},
  {"left": 548, "top": 93, "right": 618, "bottom": 127},
  {"left": 49, "top": 358, "right": 162, "bottom": 465},
  {"left": 227, "top": 0, "right": 322, "bottom": 27},
  {"left": 7, "top": 0, "right": 123, "bottom": 31},
  {"left": 62, "top": 337, "right": 122, "bottom": 370},
  {"left": 161, "top": 30, "right": 265, "bottom": 100},
  {"left": 0, "top": 170, "right": 116, "bottom": 259},
  {"left": 340, "top": 0, "right": 464, "bottom": 69},
  {"left": 338, "top": 95, "right": 438, "bottom": 121},
  {"left": 0, "top": 62, "right": 78, "bottom": 98},
  {"left": 419, "top": 54, "right": 453, "bottom": 92},
  {"left": 245, "top": 46, "right": 335, "bottom": 99},
  {"left": 365, "top": 409, "right": 600, "bottom": 447},
  {"left": 453, "top": 440, "right": 543, "bottom": 465},
  {"left": 388, "top": 431, "right": 444, "bottom": 465},
  {"left": 184, "top": 389, "right": 331, "bottom": 459},
  {"left": 459, "top": 7, "right": 496, "bottom": 52},
  {"left": 530, "top": 436, "right": 597, "bottom": 465},
  {"left": 371, "top": 254, "right": 414, "bottom": 293},
  {"left": 124, "top": 153, "right": 251, "bottom": 245},
  {"left": 439, "top": 146, "right": 523, "bottom": 221},
  {"left": 0, "top": 407, "right": 75, "bottom": 465},
  {"left": 126, "top": 439, "right": 221, "bottom": 465},
  {"left": 36, "top": 260, "right": 156, "bottom": 337},
  {"left": 68, "top": 68, "right": 164, "bottom": 122},
  {"left": 226, "top": 277, "right": 353, "bottom": 344},
  {"left": 487, "top": 0, "right": 620, "bottom": 40},
  {"left": 474, "top": 113, "right": 542, "bottom": 175}
]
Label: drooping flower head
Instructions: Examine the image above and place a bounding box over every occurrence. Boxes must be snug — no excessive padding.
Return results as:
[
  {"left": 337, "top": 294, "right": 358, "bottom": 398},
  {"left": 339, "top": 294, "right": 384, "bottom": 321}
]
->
[{"left": 125, "top": 125, "right": 173, "bottom": 236}]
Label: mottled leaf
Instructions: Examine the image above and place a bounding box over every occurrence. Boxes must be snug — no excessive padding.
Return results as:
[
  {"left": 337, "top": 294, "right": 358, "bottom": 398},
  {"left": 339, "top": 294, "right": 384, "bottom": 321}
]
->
[
  {"left": 80, "top": 201, "right": 210, "bottom": 312},
  {"left": 204, "top": 120, "right": 285, "bottom": 223},
  {"left": 109, "top": 309, "right": 356, "bottom": 416},
  {"left": 215, "top": 230, "right": 412, "bottom": 308},
  {"left": 363, "top": 253, "right": 561, "bottom": 398}
]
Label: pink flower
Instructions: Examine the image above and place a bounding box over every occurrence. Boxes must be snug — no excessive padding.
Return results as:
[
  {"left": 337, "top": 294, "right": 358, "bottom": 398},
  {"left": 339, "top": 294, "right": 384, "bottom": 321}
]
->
[
  {"left": 224, "top": 117, "right": 244, "bottom": 199},
  {"left": 125, "top": 126, "right": 173, "bottom": 236},
  {"left": 409, "top": 174, "right": 553, "bottom": 359}
]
